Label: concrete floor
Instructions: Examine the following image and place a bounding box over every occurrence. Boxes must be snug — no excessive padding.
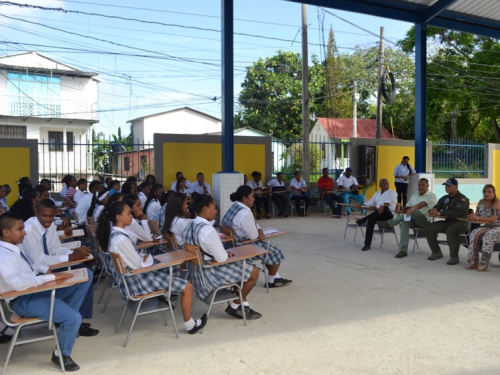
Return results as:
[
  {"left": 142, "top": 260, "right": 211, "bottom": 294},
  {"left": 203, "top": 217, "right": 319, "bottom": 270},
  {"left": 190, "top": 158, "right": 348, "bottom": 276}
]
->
[{"left": 2, "top": 213, "right": 500, "bottom": 374}]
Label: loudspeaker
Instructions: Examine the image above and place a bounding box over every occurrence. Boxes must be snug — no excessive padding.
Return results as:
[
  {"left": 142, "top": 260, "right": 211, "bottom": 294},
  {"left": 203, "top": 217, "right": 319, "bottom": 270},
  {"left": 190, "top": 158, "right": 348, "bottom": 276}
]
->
[{"left": 358, "top": 145, "right": 376, "bottom": 185}]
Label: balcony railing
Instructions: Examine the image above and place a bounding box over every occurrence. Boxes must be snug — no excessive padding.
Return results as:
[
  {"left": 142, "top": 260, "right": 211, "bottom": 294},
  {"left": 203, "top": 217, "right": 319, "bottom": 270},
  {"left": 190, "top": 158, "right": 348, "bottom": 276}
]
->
[{"left": 0, "top": 95, "right": 97, "bottom": 121}]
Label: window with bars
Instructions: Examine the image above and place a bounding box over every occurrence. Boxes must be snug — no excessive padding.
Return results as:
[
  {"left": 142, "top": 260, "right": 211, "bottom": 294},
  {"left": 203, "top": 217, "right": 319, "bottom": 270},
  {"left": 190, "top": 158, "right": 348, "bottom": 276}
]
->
[
  {"left": 0, "top": 125, "right": 26, "bottom": 139},
  {"left": 67, "top": 132, "right": 74, "bottom": 152},
  {"left": 48, "top": 131, "right": 63, "bottom": 151}
]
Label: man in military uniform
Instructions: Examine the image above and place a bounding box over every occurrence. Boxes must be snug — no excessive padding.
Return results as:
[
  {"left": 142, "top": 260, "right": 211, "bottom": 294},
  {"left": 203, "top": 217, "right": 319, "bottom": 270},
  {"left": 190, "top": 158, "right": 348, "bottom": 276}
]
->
[{"left": 425, "top": 178, "right": 469, "bottom": 265}]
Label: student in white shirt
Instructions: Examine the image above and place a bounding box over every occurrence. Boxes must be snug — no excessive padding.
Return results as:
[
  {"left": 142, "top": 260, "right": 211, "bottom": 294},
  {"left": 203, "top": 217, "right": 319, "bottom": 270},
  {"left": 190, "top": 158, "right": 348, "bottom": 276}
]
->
[
  {"left": 124, "top": 194, "right": 154, "bottom": 244},
  {"left": 74, "top": 179, "right": 88, "bottom": 204},
  {"left": 96, "top": 201, "right": 207, "bottom": 334},
  {"left": 144, "top": 183, "right": 164, "bottom": 220},
  {"left": 289, "top": 171, "right": 311, "bottom": 216},
  {"left": 337, "top": 167, "right": 365, "bottom": 215},
  {"left": 40, "top": 178, "right": 64, "bottom": 208},
  {"left": 266, "top": 172, "right": 288, "bottom": 217},
  {"left": 393, "top": 156, "right": 416, "bottom": 206},
  {"left": 247, "top": 171, "right": 270, "bottom": 219},
  {"left": 171, "top": 171, "right": 191, "bottom": 191},
  {"left": 182, "top": 195, "right": 261, "bottom": 320},
  {"left": 0, "top": 212, "right": 92, "bottom": 371},
  {"left": 175, "top": 177, "right": 192, "bottom": 200},
  {"left": 137, "top": 181, "right": 152, "bottom": 207},
  {"left": 162, "top": 192, "right": 192, "bottom": 249},
  {"left": 75, "top": 180, "right": 104, "bottom": 225},
  {"left": 189, "top": 172, "right": 211, "bottom": 195},
  {"left": 355, "top": 178, "right": 398, "bottom": 251},
  {"left": 87, "top": 191, "right": 110, "bottom": 223}
]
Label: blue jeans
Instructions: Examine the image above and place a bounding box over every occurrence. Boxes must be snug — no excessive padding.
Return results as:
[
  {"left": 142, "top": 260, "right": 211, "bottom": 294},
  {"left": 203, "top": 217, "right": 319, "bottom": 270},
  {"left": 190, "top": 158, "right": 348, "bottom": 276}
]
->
[
  {"left": 340, "top": 192, "right": 365, "bottom": 215},
  {"left": 13, "top": 271, "right": 93, "bottom": 356}
]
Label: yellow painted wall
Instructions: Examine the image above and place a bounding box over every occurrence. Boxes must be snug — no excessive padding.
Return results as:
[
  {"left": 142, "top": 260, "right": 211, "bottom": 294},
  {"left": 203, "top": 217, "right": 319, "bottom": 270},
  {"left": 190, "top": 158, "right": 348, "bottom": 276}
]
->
[
  {"left": 162, "top": 142, "right": 267, "bottom": 186},
  {"left": 0, "top": 147, "right": 31, "bottom": 206},
  {"left": 493, "top": 150, "right": 500, "bottom": 190}
]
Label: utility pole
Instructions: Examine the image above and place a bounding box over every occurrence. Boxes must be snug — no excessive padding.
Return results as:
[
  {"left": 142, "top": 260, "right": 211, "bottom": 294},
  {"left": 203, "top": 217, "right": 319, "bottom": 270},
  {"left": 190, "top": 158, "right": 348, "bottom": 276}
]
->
[
  {"left": 301, "top": 4, "right": 310, "bottom": 181},
  {"left": 376, "top": 26, "right": 384, "bottom": 140},
  {"left": 353, "top": 80, "right": 358, "bottom": 138}
]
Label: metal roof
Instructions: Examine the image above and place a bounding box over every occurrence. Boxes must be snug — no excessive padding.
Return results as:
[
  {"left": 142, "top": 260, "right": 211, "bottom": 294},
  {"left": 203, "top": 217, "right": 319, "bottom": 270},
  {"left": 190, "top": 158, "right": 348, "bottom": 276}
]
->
[{"left": 286, "top": 0, "right": 500, "bottom": 38}]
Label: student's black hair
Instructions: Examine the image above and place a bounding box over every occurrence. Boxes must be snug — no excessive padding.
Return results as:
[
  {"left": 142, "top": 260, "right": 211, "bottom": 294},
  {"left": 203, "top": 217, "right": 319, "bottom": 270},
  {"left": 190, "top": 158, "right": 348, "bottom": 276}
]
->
[
  {"left": 9, "top": 198, "right": 36, "bottom": 222},
  {"left": 0, "top": 212, "right": 23, "bottom": 237},
  {"left": 402, "top": 156, "right": 411, "bottom": 170},
  {"left": 96, "top": 200, "right": 128, "bottom": 251},
  {"left": 276, "top": 172, "right": 284, "bottom": 176},
  {"left": 125, "top": 194, "right": 140, "bottom": 208},
  {"left": 87, "top": 191, "right": 109, "bottom": 218},
  {"left": 159, "top": 190, "right": 173, "bottom": 206},
  {"left": 175, "top": 171, "right": 183, "bottom": 178},
  {"left": 175, "top": 176, "right": 187, "bottom": 192},
  {"left": 294, "top": 171, "right": 301, "bottom": 177},
  {"left": 34, "top": 185, "right": 47, "bottom": 196},
  {"left": 145, "top": 174, "right": 156, "bottom": 184},
  {"left": 40, "top": 178, "right": 51, "bottom": 185},
  {"left": 37, "top": 198, "right": 56, "bottom": 212},
  {"left": 17, "top": 177, "right": 31, "bottom": 189},
  {"left": 251, "top": 171, "right": 262, "bottom": 178},
  {"left": 196, "top": 172, "right": 204, "bottom": 178},
  {"left": 138, "top": 181, "right": 151, "bottom": 193},
  {"left": 230, "top": 185, "right": 253, "bottom": 202},
  {"left": 105, "top": 192, "right": 124, "bottom": 209},
  {"left": 22, "top": 188, "right": 39, "bottom": 200},
  {"left": 18, "top": 183, "right": 33, "bottom": 197},
  {"left": 88, "top": 180, "right": 103, "bottom": 194},
  {"left": 62, "top": 175, "right": 74, "bottom": 187},
  {"left": 77, "top": 178, "right": 87, "bottom": 186},
  {"left": 107, "top": 179, "right": 119, "bottom": 191},
  {"left": 105, "top": 177, "right": 113, "bottom": 185},
  {"left": 3, "top": 184, "right": 11, "bottom": 192},
  {"left": 125, "top": 176, "right": 137, "bottom": 183},
  {"left": 121, "top": 181, "right": 136, "bottom": 196},
  {"left": 162, "top": 192, "right": 187, "bottom": 234},
  {"left": 192, "top": 194, "right": 214, "bottom": 215},
  {"left": 322, "top": 167, "right": 328, "bottom": 172},
  {"left": 144, "top": 184, "right": 163, "bottom": 213}
]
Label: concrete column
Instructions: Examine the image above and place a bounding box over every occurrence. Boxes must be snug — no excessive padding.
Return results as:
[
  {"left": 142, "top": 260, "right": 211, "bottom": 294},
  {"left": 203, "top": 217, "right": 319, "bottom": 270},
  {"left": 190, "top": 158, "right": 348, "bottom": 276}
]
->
[{"left": 213, "top": 172, "right": 243, "bottom": 223}]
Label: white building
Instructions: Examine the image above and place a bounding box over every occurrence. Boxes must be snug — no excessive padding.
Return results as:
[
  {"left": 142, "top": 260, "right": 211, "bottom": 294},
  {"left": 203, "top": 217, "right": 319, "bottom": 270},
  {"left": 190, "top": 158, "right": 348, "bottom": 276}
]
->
[
  {"left": 129, "top": 107, "right": 222, "bottom": 146},
  {"left": 0, "top": 51, "right": 99, "bottom": 181}
]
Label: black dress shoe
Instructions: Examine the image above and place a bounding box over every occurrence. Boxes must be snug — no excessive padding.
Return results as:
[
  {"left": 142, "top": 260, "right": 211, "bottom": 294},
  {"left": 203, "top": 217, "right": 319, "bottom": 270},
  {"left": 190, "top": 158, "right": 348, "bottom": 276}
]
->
[
  {"left": 395, "top": 251, "right": 408, "bottom": 258},
  {"left": 79, "top": 323, "right": 99, "bottom": 337},
  {"left": 361, "top": 245, "right": 371, "bottom": 251},
  {"left": 51, "top": 352, "right": 80, "bottom": 371},
  {"left": 356, "top": 219, "right": 365, "bottom": 226},
  {"left": 266, "top": 278, "right": 293, "bottom": 288},
  {"left": 188, "top": 314, "right": 207, "bottom": 334}
]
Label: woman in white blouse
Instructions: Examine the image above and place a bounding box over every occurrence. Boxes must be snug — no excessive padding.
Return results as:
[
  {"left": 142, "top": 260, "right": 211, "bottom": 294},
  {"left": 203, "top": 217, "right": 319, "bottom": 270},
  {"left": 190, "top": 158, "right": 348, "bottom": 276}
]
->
[
  {"left": 87, "top": 191, "right": 110, "bottom": 223},
  {"left": 393, "top": 156, "right": 416, "bottom": 206},
  {"left": 143, "top": 183, "right": 164, "bottom": 220},
  {"left": 162, "top": 192, "right": 192, "bottom": 249},
  {"left": 123, "top": 194, "right": 154, "bottom": 244},
  {"left": 175, "top": 177, "right": 192, "bottom": 200},
  {"left": 95, "top": 200, "right": 207, "bottom": 334}
]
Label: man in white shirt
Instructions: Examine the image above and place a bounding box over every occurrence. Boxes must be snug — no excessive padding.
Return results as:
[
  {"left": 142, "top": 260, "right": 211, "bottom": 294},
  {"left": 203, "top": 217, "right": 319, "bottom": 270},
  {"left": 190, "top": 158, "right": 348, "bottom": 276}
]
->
[
  {"left": 170, "top": 171, "right": 192, "bottom": 191},
  {"left": 74, "top": 179, "right": 88, "bottom": 204},
  {"left": 266, "top": 172, "right": 288, "bottom": 217},
  {"left": 189, "top": 172, "right": 211, "bottom": 195},
  {"left": 75, "top": 180, "right": 103, "bottom": 225},
  {"left": 0, "top": 212, "right": 92, "bottom": 371},
  {"left": 379, "top": 178, "right": 437, "bottom": 258},
  {"left": 40, "top": 178, "right": 64, "bottom": 208},
  {"left": 355, "top": 178, "right": 398, "bottom": 251},
  {"left": 22, "top": 199, "right": 99, "bottom": 337},
  {"left": 289, "top": 171, "right": 311, "bottom": 217},
  {"left": 247, "top": 171, "right": 270, "bottom": 219},
  {"left": 337, "top": 167, "right": 365, "bottom": 215}
]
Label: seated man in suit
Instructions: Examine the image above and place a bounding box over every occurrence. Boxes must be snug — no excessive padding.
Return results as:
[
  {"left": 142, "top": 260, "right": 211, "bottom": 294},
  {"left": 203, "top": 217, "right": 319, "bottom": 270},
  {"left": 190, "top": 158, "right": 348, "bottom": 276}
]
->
[{"left": 355, "top": 178, "right": 397, "bottom": 251}]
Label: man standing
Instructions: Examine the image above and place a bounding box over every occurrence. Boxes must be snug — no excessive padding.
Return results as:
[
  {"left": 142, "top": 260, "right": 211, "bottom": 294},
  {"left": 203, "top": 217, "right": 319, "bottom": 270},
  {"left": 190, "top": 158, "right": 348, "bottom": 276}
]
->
[
  {"left": 317, "top": 168, "right": 342, "bottom": 218},
  {"left": 355, "top": 179, "right": 397, "bottom": 251},
  {"left": 337, "top": 167, "right": 365, "bottom": 215},
  {"left": 189, "top": 172, "right": 211, "bottom": 195},
  {"left": 379, "top": 178, "right": 437, "bottom": 258},
  {"left": 426, "top": 178, "right": 469, "bottom": 265}
]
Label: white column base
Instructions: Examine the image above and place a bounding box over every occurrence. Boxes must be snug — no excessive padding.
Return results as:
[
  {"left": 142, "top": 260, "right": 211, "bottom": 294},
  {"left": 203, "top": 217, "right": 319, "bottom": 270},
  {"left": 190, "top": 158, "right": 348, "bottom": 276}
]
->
[{"left": 212, "top": 172, "right": 244, "bottom": 223}]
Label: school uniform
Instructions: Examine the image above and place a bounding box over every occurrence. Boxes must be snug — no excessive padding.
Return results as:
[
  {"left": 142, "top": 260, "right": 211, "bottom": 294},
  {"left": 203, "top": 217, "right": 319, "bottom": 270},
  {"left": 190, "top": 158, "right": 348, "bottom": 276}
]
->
[
  {"left": 0, "top": 198, "right": 8, "bottom": 211},
  {"left": 74, "top": 190, "right": 87, "bottom": 204},
  {"left": 155, "top": 204, "right": 168, "bottom": 230},
  {"left": 221, "top": 202, "right": 284, "bottom": 265},
  {"left": 125, "top": 218, "right": 153, "bottom": 244},
  {"left": 108, "top": 227, "right": 187, "bottom": 299},
  {"left": 289, "top": 178, "right": 311, "bottom": 214},
  {"left": 138, "top": 192, "right": 148, "bottom": 207},
  {"left": 170, "top": 216, "right": 192, "bottom": 248},
  {"left": 145, "top": 199, "right": 161, "bottom": 220},
  {"left": 65, "top": 187, "right": 77, "bottom": 209},
  {"left": 93, "top": 205, "right": 104, "bottom": 223},
  {"left": 266, "top": 179, "right": 287, "bottom": 215},
  {"left": 0, "top": 240, "right": 91, "bottom": 357},
  {"left": 189, "top": 181, "right": 211, "bottom": 195},
  {"left": 182, "top": 217, "right": 253, "bottom": 300},
  {"left": 246, "top": 180, "right": 269, "bottom": 215},
  {"left": 75, "top": 193, "right": 93, "bottom": 224},
  {"left": 337, "top": 174, "right": 365, "bottom": 215},
  {"left": 22, "top": 217, "right": 94, "bottom": 319}
]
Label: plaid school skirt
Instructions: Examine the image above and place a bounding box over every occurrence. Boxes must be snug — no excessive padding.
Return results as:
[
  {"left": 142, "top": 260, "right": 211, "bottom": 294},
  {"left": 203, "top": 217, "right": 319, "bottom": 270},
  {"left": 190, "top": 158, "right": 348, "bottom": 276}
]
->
[
  {"left": 254, "top": 240, "right": 285, "bottom": 266},
  {"left": 189, "top": 259, "right": 253, "bottom": 300}
]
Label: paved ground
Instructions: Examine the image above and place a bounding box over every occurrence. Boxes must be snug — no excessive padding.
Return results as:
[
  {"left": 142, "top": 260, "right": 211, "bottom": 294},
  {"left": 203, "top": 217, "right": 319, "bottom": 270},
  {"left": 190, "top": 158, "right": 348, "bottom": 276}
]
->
[{"left": 2, "top": 212, "right": 500, "bottom": 374}]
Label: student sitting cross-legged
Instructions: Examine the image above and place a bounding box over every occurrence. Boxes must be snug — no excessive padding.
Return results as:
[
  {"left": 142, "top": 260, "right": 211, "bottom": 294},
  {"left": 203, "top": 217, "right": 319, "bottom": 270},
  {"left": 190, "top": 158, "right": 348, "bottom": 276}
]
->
[
  {"left": 0, "top": 212, "right": 93, "bottom": 371},
  {"left": 221, "top": 185, "right": 292, "bottom": 288},
  {"left": 182, "top": 195, "right": 262, "bottom": 320},
  {"left": 96, "top": 201, "right": 207, "bottom": 334},
  {"left": 22, "top": 199, "right": 99, "bottom": 337}
]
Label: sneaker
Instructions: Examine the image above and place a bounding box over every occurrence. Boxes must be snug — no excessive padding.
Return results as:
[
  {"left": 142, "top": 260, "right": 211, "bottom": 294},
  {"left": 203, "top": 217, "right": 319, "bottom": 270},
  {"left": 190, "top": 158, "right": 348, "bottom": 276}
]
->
[
  {"left": 51, "top": 352, "right": 80, "bottom": 372},
  {"left": 188, "top": 314, "right": 207, "bottom": 334},
  {"left": 266, "top": 278, "right": 293, "bottom": 288},
  {"left": 225, "top": 304, "right": 262, "bottom": 320},
  {"left": 447, "top": 258, "right": 459, "bottom": 265},
  {"left": 395, "top": 251, "right": 407, "bottom": 258},
  {"left": 427, "top": 252, "right": 443, "bottom": 261}
]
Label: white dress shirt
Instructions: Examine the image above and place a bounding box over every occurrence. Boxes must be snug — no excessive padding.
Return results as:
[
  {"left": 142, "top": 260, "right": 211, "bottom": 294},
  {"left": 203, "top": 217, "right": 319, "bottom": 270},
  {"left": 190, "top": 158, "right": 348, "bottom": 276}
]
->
[
  {"left": 247, "top": 180, "right": 263, "bottom": 190},
  {"left": 138, "top": 192, "right": 147, "bottom": 207},
  {"left": 60, "top": 184, "right": 67, "bottom": 198},
  {"left": 22, "top": 217, "right": 73, "bottom": 274},
  {"left": 267, "top": 179, "right": 285, "bottom": 191},
  {"left": 189, "top": 181, "right": 211, "bottom": 195},
  {"left": 74, "top": 190, "right": 87, "bottom": 204},
  {"left": 170, "top": 216, "right": 192, "bottom": 248},
  {"left": 146, "top": 200, "right": 161, "bottom": 221},
  {"left": 289, "top": 178, "right": 307, "bottom": 198},
  {"left": 337, "top": 175, "right": 359, "bottom": 189},
  {"left": 125, "top": 219, "right": 153, "bottom": 244},
  {"left": 364, "top": 189, "right": 398, "bottom": 211},
  {"left": 0, "top": 241, "right": 55, "bottom": 296},
  {"left": 75, "top": 193, "right": 93, "bottom": 224},
  {"left": 109, "top": 227, "right": 153, "bottom": 269},
  {"left": 394, "top": 163, "right": 416, "bottom": 184},
  {"left": 171, "top": 180, "right": 192, "bottom": 191},
  {"left": 93, "top": 205, "right": 104, "bottom": 223},
  {"left": 191, "top": 216, "right": 227, "bottom": 262},
  {"left": 231, "top": 202, "right": 260, "bottom": 240}
]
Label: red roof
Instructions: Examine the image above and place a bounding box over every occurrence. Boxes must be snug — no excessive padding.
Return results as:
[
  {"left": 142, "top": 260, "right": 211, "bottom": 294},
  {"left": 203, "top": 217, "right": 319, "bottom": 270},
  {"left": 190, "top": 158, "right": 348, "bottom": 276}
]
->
[{"left": 316, "top": 118, "right": 394, "bottom": 139}]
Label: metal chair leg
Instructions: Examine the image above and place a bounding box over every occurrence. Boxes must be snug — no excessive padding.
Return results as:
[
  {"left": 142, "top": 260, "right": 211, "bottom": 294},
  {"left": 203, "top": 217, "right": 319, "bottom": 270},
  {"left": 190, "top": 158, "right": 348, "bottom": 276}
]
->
[
  {"left": 168, "top": 300, "right": 178, "bottom": 338},
  {"left": 102, "top": 279, "right": 116, "bottom": 314},
  {"left": 116, "top": 305, "right": 128, "bottom": 334}
]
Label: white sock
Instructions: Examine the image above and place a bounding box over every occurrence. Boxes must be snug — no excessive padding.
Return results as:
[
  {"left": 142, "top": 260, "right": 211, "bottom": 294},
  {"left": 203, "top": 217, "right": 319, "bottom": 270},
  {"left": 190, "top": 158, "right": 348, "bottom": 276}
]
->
[
  {"left": 184, "top": 318, "right": 195, "bottom": 331},
  {"left": 230, "top": 301, "right": 240, "bottom": 310},
  {"left": 268, "top": 274, "right": 276, "bottom": 283},
  {"left": 275, "top": 272, "right": 282, "bottom": 279},
  {"left": 243, "top": 301, "right": 250, "bottom": 307},
  {"left": 54, "top": 348, "right": 59, "bottom": 357}
]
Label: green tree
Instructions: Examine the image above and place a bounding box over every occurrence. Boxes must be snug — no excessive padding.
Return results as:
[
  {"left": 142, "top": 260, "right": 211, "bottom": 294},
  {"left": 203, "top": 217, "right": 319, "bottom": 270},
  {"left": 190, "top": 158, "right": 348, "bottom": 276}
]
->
[{"left": 235, "top": 51, "right": 325, "bottom": 139}]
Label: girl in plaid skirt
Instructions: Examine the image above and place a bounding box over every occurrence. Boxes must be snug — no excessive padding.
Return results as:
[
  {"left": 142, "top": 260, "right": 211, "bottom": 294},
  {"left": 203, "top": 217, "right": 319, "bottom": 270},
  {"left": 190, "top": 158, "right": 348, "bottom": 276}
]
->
[
  {"left": 162, "top": 192, "right": 192, "bottom": 249},
  {"left": 182, "top": 195, "right": 262, "bottom": 320},
  {"left": 222, "top": 185, "right": 292, "bottom": 288},
  {"left": 96, "top": 201, "right": 207, "bottom": 334}
]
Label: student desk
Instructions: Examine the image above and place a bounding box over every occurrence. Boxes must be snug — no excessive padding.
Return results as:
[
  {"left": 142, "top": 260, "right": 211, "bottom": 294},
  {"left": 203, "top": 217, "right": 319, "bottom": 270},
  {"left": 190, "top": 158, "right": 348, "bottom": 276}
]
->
[{"left": 49, "top": 255, "right": 94, "bottom": 271}]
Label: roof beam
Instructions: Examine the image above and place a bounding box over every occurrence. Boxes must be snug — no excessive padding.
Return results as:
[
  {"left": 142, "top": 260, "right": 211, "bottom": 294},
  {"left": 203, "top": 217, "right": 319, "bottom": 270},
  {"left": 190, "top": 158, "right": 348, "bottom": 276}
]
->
[
  {"left": 430, "top": 17, "right": 500, "bottom": 39},
  {"left": 421, "top": 0, "right": 458, "bottom": 23}
]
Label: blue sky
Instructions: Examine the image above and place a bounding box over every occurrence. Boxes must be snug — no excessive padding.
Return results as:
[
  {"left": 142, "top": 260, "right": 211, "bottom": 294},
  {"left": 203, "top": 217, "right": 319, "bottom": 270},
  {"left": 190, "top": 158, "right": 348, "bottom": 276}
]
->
[{"left": 0, "top": 0, "right": 413, "bottom": 138}]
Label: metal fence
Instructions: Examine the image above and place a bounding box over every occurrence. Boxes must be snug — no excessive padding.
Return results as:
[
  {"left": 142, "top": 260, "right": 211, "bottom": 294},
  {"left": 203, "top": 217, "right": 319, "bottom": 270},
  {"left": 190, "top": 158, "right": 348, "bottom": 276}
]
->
[
  {"left": 271, "top": 139, "right": 350, "bottom": 182},
  {"left": 38, "top": 140, "right": 154, "bottom": 192},
  {"left": 432, "top": 138, "right": 486, "bottom": 178}
]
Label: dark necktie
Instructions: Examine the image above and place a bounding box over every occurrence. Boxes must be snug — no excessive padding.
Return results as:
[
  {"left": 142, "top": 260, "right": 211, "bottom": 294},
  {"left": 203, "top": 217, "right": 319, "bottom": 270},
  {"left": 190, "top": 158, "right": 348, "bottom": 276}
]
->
[
  {"left": 19, "top": 251, "right": 34, "bottom": 271},
  {"left": 43, "top": 231, "right": 49, "bottom": 255}
]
